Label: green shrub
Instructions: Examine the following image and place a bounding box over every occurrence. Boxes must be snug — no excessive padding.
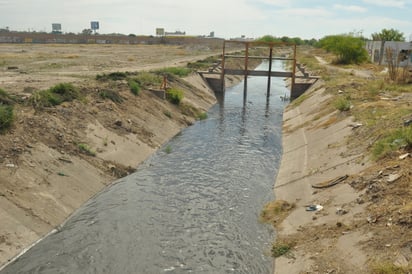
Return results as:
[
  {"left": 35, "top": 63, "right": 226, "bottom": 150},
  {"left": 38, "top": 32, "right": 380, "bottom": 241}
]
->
[
  {"left": 163, "top": 111, "right": 172, "bottom": 118},
  {"left": 334, "top": 97, "right": 351, "bottom": 111},
  {"left": 30, "top": 89, "right": 63, "bottom": 107},
  {"left": 271, "top": 242, "right": 292, "bottom": 258},
  {"left": 99, "top": 89, "right": 124, "bottom": 103},
  {"left": 133, "top": 72, "right": 162, "bottom": 87},
  {"left": 0, "top": 88, "right": 15, "bottom": 105},
  {"left": 128, "top": 79, "right": 141, "bottom": 96},
  {"left": 78, "top": 143, "right": 96, "bottom": 156},
  {"left": 197, "top": 112, "right": 208, "bottom": 120},
  {"left": 0, "top": 105, "right": 14, "bottom": 133},
  {"left": 372, "top": 127, "right": 412, "bottom": 159},
  {"left": 156, "top": 67, "right": 192, "bottom": 77},
  {"left": 96, "top": 72, "right": 128, "bottom": 81},
  {"left": 370, "top": 261, "right": 409, "bottom": 274},
  {"left": 318, "top": 35, "right": 368, "bottom": 64},
  {"left": 164, "top": 145, "right": 172, "bottom": 154},
  {"left": 29, "top": 83, "right": 81, "bottom": 108},
  {"left": 166, "top": 88, "right": 184, "bottom": 105},
  {"left": 187, "top": 56, "right": 219, "bottom": 70},
  {"left": 49, "top": 83, "right": 80, "bottom": 101}
]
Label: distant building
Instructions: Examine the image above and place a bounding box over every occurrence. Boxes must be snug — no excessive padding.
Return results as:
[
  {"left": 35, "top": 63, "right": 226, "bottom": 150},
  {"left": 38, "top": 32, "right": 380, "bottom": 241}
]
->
[
  {"left": 156, "top": 28, "right": 165, "bottom": 36},
  {"left": 165, "top": 31, "right": 186, "bottom": 36},
  {"left": 366, "top": 41, "right": 412, "bottom": 67}
]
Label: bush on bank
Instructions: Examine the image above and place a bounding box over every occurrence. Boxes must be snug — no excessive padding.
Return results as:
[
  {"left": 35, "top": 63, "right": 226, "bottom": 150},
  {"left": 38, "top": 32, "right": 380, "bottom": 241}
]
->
[
  {"left": 0, "top": 88, "right": 15, "bottom": 133},
  {"left": 166, "top": 88, "right": 184, "bottom": 105},
  {"left": 318, "top": 35, "right": 368, "bottom": 64},
  {"left": 30, "top": 83, "right": 81, "bottom": 108}
]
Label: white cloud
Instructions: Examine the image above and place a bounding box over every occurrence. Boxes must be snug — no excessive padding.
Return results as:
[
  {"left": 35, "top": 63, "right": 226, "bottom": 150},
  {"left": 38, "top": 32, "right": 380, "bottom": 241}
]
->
[
  {"left": 362, "top": 0, "right": 405, "bottom": 8},
  {"left": 333, "top": 4, "right": 367, "bottom": 13},
  {"left": 273, "top": 7, "right": 332, "bottom": 17},
  {"left": 257, "top": 0, "right": 291, "bottom": 6}
]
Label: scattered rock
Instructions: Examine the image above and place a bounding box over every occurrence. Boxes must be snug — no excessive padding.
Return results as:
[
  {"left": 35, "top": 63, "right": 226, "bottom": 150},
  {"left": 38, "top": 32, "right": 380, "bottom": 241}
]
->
[
  {"left": 114, "top": 120, "right": 122, "bottom": 127},
  {"left": 336, "top": 208, "right": 348, "bottom": 216},
  {"left": 58, "top": 156, "right": 73, "bottom": 163},
  {"left": 387, "top": 174, "right": 402, "bottom": 183},
  {"left": 399, "top": 153, "right": 410, "bottom": 160},
  {"left": 306, "top": 205, "right": 323, "bottom": 212},
  {"left": 348, "top": 123, "right": 363, "bottom": 129}
]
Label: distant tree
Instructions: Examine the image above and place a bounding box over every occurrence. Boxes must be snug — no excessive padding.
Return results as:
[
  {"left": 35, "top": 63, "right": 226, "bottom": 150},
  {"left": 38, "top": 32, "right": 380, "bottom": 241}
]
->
[
  {"left": 82, "top": 29, "right": 93, "bottom": 35},
  {"left": 257, "top": 35, "right": 281, "bottom": 43},
  {"left": 371, "top": 28, "right": 405, "bottom": 41},
  {"left": 257, "top": 35, "right": 317, "bottom": 46},
  {"left": 304, "top": 38, "right": 318, "bottom": 46},
  {"left": 318, "top": 34, "right": 368, "bottom": 64}
]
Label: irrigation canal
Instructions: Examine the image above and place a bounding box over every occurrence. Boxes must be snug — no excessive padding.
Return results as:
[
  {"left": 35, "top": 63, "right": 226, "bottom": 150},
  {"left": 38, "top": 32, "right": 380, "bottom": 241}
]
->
[{"left": 1, "top": 60, "right": 289, "bottom": 274}]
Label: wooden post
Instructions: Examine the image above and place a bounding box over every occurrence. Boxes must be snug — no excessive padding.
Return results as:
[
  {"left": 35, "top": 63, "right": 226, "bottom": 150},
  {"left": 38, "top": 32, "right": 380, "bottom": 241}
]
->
[
  {"left": 267, "top": 46, "right": 273, "bottom": 96},
  {"left": 291, "top": 44, "right": 297, "bottom": 95},
  {"left": 220, "top": 40, "right": 226, "bottom": 92},
  {"left": 243, "top": 42, "right": 249, "bottom": 96}
]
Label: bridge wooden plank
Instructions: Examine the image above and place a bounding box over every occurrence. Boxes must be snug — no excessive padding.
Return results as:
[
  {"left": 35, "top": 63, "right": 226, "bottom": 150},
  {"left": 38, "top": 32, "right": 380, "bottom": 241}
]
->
[
  {"left": 224, "top": 69, "right": 293, "bottom": 77},
  {"left": 224, "top": 55, "right": 294, "bottom": 61}
]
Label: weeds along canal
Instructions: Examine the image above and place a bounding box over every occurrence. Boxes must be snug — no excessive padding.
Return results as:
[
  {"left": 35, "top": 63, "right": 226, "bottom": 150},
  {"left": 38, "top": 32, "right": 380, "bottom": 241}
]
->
[{"left": 1, "top": 61, "right": 289, "bottom": 274}]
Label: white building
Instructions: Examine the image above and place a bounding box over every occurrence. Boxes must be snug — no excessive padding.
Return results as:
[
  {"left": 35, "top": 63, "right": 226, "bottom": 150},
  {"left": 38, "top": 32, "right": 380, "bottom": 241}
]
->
[{"left": 366, "top": 41, "right": 412, "bottom": 67}]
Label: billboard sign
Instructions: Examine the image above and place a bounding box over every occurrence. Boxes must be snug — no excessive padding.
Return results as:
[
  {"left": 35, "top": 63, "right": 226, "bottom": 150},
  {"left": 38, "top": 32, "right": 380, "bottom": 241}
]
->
[
  {"left": 91, "top": 21, "right": 100, "bottom": 30},
  {"left": 156, "top": 28, "right": 165, "bottom": 36},
  {"left": 52, "top": 23, "right": 62, "bottom": 32}
]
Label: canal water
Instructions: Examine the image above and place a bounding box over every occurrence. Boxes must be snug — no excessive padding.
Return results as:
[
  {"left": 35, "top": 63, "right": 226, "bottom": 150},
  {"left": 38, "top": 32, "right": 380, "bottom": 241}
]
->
[{"left": 1, "top": 61, "right": 289, "bottom": 274}]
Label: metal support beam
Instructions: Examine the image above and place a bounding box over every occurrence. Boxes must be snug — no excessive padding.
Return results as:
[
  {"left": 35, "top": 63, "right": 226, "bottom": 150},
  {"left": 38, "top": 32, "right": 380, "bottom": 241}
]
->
[{"left": 267, "top": 46, "right": 273, "bottom": 97}]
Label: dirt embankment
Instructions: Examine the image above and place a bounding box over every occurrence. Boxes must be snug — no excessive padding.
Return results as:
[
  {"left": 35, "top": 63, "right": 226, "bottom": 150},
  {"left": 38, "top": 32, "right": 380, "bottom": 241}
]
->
[
  {"left": 271, "top": 61, "right": 412, "bottom": 273},
  {"left": 0, "top": 44, "right": 224, "bottom": 267}
]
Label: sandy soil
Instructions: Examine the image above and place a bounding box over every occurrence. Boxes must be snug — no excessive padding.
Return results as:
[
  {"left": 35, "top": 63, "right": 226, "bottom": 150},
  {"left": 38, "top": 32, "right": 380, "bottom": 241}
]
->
[
  {"left": 272, "top": 60, "right": 412, "bottom": 273},
  {"left": 0, "top": 43, "right": 223, "bottom": 268}
]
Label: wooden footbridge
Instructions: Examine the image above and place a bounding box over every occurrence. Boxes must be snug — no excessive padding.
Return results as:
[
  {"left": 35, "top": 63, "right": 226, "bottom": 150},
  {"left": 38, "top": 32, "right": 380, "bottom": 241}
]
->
[{"left": 201, "top": 40, "right": 318, "bottom": 99}]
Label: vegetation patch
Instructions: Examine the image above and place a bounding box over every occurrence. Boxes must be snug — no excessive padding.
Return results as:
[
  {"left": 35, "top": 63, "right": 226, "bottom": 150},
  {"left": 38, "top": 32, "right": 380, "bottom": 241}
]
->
[
  {"left": 128, "top": 79, "right": 141, "bottom": 96},
  {"left": 372, "top": 126, "right": 412, "bottom": 159},
  {"left": 318, "top": 35, "right": 369, "bottom": 64},
  {"left": 77, "top": 143, "right": 96, "bottom": 156},
  {"left": 0, "top": 88, "right": 17, "bottom": 105},
  {"left": 164, "top": 145, "right": 172, "bottom": 154},
  {"left": 132, "top": 72, "right": 162, "bottom": 87},
  {"left": 187, "top": 56, "right": 219, "bottom": 70},
  {"left": 271, "top": 241, "right": 294, "bottom": 258},
  {"left": 155, "top": 67, "right": 192, "bottom": 77},
  {"left": 370, "top": 261, "right": 411, "bottom": 274},
  {"left": 29, "top": 83, "right": 81, "bottom": 108},
  {"left": 96, "top": 71, "right": 129, "bottom": 81},
  {"left": 166, "top": 88, "right": 184, "bottom": 105},
  {"left": 163, "top": 110, "right": 172, "bottom": 118},
  {"left": 0, "top": 104, "right": 14, "bottom": 133},
  {"left": 197, "top": 112, "right": 208, "bottom": 120},
  {"left": 334, "top": 96, "right": 351, "bottom": 111},
  {"left": 99, "top": 89, "right": 124, "bottom": 103},
  {"left": 260, "top": 200, "right": 295, "bottom": 225}
]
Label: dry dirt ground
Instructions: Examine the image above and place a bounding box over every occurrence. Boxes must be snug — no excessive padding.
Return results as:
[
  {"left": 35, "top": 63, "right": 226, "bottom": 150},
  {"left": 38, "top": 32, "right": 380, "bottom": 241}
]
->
[
  {"left": 0, "top": 43, "right": 224, "bottom": 267},
  {"left": 268, "top": 55, "right": 412, "bottom": 273}
]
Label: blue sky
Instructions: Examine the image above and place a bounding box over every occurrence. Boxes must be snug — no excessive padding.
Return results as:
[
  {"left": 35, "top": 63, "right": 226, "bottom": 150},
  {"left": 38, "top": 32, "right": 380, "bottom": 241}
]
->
[{"left": 1, "top": 0, "right": 411, "bottom": 40}]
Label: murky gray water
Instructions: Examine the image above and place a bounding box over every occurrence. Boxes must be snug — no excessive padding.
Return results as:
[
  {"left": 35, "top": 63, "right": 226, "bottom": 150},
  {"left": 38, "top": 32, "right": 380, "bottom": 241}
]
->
[{"left": 1, "top": 61, "right": 288, "bottom": 274}]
